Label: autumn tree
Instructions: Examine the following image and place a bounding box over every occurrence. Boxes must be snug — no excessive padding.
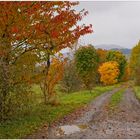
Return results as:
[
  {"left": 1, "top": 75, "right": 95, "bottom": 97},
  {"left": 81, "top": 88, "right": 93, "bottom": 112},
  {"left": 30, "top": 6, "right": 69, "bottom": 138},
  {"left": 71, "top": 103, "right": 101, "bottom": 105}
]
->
[
  {"left": 0, "top": 2, "right": 42, "bottom": 120},
  {"left": 34, "top": 2, "right": 93, "bottom": 104},
  {"left": 130, "top": 41, "right": 140, "bottom": 85},
  {"left": 135, "top": 60, "right": 140, "bottom": 85},
  {"left": 106, "top": 50, "right": 127, "bottom": 81},
  {"left": 75, "top": 45, "right": 99, "bottom": 91},
  {"left": 40, "top": 56, "right": 66, "bottom": 105},
  {"left": 98, "top": 61, "right": 120, "bottom": 85},
  {"left": 96, "top": 48, "right": 108, "bottom": 84},
  {"left": 121, "top": 63, "right": 130, "bottom": 82},
  {"left": 96, "top": 48, "right": 107, "bottom": 64},
  {"left": 0, "top": 2, "right": 92, "bottom": 121}
]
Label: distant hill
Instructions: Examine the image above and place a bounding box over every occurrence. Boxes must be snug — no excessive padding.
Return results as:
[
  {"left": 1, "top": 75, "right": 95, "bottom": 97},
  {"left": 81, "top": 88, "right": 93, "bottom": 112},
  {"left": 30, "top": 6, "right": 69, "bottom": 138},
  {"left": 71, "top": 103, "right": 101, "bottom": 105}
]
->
[
  {"left": 62, "top": 44, "right": 131, "bottom": 60},
  {"left": 95, "top": 44, "right": 131, "bottom": 55},
  {"left": 110, "top": 48, "right": 131, "bottom": 55},
  {"left": 95, "top": 44, "right": 124, "bottom": 50}
]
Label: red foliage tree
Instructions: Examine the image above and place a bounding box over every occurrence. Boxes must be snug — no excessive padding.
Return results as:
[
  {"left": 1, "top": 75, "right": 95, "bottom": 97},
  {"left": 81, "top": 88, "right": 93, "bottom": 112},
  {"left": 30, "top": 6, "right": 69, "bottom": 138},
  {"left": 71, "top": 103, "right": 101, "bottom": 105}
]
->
[
  {"left": 0, "top": 2, "right": 92, "bottom": 62},
  {"left": 0, "top": 1, "right": 93, "bottom": 114}
]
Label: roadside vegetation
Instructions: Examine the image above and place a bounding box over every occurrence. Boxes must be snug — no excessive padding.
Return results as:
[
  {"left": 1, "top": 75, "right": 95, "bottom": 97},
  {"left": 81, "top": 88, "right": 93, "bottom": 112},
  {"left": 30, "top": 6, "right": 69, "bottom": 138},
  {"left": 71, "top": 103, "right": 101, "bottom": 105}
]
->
[
  {"left": 130, "top": 41, "right": 140, "bottom": 85},
  {"left": 133, "top": 87, "right": 140, "bottom": 101},
  {"left": 130, "top": 41, "right": 140, "bottom": 101}
]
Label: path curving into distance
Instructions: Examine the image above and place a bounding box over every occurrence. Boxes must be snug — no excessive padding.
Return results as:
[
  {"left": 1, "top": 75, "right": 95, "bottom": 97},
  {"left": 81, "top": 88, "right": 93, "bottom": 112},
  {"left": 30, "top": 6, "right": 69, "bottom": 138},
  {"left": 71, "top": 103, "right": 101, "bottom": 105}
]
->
[
  {"left": 48, "top": 87, "right": 140, "bottom": 139},
  {"left": 26, "top": 85, "right": 140, "bottom": 139}
]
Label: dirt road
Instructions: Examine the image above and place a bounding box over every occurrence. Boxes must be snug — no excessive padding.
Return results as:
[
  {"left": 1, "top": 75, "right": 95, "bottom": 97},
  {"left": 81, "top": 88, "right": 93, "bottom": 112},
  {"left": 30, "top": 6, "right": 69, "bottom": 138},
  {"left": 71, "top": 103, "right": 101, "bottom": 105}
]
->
[
  {"left": 48, "top": 87, "right": 140, "bottom": 139},
  {"left": 27, "top": 86, "right": 140, "bottom": 139}
]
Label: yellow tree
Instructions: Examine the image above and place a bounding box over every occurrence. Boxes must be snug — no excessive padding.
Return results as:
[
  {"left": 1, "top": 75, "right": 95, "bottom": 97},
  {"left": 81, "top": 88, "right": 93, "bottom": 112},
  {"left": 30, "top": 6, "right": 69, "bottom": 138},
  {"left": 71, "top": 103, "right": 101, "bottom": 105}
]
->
[
  {"left": 130, "top": 41, "right": 140, "bottom": 85},
  {"left": 121, "top": 64, "right": 131, "bottom": 82},
  {"left": 98, "top": 61, "right": 120, "bottom": 85},
  {"left": 96, "top": 48, "right": 108, "bottom": 83}
]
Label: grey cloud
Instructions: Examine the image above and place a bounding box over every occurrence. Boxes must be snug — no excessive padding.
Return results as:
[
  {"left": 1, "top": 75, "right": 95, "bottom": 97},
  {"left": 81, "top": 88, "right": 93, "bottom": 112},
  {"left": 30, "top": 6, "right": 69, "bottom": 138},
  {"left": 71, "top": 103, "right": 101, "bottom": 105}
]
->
[{"left": 76, "top": 1, "right": 140, "bottom": 48}]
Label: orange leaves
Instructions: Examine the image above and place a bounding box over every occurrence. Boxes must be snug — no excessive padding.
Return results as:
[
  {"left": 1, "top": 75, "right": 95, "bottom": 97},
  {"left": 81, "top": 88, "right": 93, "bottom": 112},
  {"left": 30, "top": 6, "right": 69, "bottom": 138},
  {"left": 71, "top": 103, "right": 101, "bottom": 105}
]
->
[
  {"left": 35, "top": 23, "right": 45, "bottom": 32},
  {"left": 11, "top": 26, "right": 19, "bottom": 33},
  {"left": 98, "top": 61, "right": 120, "bottom": 85},
  {"left": 51, "top": 30, "right": 59, "bottom": 38},
  {"left": 46, "top": 57, "right": 66, "bottom": 97},
  {"left": 0, "top": 1, "right": 93, "bottom": 55},
  {"left": 47, "top": 57, "right": 66, "bottom": 84},
  {"left": 52, "top": 14, "right": 64, "bottom": 23},
  {"left": 0, "top": 1, "right": 93, "bottom": 102}
]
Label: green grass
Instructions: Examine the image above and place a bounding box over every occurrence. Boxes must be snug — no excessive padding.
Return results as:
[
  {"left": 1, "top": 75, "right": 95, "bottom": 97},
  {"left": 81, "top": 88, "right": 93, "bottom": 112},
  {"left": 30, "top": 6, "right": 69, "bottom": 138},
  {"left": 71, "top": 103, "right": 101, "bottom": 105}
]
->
[
  {"left": 0, "top": 84, "right": 118, "bottom": 139},
  {"left": 108, "top": 89, "right": 124, "bottom": 111},
  {"left": 133, "top": 86, "right": 140, "bottom": 100}
]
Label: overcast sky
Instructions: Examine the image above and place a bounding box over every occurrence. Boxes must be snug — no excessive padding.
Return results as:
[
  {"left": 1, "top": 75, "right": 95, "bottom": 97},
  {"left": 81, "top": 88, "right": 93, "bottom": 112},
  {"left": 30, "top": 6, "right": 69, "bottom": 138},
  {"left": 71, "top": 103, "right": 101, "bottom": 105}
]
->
[{"left": 76, "top": 1, "right": 140, "bottom": 48}]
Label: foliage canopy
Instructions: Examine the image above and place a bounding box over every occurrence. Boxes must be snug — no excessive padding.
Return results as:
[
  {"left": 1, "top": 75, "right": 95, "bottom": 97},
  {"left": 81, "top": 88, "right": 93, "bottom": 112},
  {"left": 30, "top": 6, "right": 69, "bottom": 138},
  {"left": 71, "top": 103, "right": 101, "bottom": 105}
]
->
[
  {"left": 75, "top": 45, "right": 99, "bottom": 90},
  {"left": 106, "top": 50, "right": 127, "bottom": 81},
  {"left": 98, "top": 61, "right": 120, "bottom": 85}
]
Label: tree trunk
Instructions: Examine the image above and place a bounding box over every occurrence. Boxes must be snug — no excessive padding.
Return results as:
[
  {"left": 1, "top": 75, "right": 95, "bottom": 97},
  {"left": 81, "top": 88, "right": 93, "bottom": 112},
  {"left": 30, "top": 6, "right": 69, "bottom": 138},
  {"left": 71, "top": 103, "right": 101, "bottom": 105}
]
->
[{"left": 40, "top": 53, "right": 51, "bottom": 105}]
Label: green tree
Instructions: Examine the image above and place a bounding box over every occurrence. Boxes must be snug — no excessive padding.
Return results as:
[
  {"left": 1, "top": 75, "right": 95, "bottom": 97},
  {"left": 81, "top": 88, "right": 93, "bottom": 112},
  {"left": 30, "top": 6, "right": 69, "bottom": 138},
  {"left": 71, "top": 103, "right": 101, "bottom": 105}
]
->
[
  {"left": 75, "top": 45, "right": 99, "bottom": 91},
  {"left": 106, "top": 50, "right": 127, "bottom": 81}
]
